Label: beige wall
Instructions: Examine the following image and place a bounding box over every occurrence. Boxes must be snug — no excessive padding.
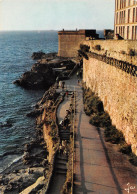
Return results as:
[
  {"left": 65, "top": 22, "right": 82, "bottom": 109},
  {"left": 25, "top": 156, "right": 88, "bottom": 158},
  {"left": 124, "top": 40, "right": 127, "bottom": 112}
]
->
[
  {"left": 58, "top": 34, "right": 85, "bottom": 58},
  {"left": 83, "top": 57, "right": 137, "bottom": 155},
  {"left": 83, "top": 39, "right": 137, "bottom": 66}
]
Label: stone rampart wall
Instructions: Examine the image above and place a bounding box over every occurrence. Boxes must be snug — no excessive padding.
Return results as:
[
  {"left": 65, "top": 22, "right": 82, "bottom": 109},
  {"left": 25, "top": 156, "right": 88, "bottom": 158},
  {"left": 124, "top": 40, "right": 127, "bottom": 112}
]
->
[
  {"left": 83, "top": 40, "right": 137, "bottom": 66},
  {"left": 83, "top": 57, "right": 137, "bottom": 155}
]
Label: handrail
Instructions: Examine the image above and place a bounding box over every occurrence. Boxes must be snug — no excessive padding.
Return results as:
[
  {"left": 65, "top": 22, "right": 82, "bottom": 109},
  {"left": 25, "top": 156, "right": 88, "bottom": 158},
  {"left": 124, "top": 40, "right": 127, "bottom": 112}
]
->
[{"left": 87, "top": 52, "right": 137, "bottom": 77}]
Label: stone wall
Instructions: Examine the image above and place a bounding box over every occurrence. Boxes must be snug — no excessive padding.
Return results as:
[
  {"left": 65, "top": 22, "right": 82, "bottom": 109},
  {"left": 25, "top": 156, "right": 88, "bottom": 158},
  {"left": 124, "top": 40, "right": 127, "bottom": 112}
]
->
[
  {"left": 83, "top": 39, "right": 137, "bottom": 66},
  {"left": 83, "top": 57, "right": 137, "bottom": 155},
  {"left": 58, "top": 31, "right": 85, "bottom": 58},
  {"left": 43, "top": 123, "right": 55, "bottom": 163}
]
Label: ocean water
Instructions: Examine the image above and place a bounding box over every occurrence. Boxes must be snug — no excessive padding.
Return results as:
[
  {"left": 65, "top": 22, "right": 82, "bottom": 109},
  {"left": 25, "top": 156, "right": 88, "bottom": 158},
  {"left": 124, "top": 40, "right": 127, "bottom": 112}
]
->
[
  {"left": 0, "top": 31, "right": 58, "bottom": 173},
  {"left": 0, "top": 30, "right": 104, "bottom": 173}
]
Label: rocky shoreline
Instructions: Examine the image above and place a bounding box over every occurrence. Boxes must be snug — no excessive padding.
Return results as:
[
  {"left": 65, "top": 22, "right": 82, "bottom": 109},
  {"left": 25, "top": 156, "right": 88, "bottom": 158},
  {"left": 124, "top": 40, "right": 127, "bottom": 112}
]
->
[
  {"left": 0, "top": 52, "right": 79, "bottom": 193},
  {"left": 13, "top": 52, "right": 77, "bottom": 90}
]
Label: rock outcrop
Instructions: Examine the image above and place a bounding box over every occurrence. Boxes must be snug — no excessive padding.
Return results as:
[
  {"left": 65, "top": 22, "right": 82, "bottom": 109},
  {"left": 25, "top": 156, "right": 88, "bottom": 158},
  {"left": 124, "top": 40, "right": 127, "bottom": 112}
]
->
[
  {"left": 14, "top": 52, "right": 77, "bottom": 90},
  {"left": 32, "top": 52, "right": 57, "bottom": 60},
  {"left": 14, "top": 63, "right": 55, "bottom": 89}
]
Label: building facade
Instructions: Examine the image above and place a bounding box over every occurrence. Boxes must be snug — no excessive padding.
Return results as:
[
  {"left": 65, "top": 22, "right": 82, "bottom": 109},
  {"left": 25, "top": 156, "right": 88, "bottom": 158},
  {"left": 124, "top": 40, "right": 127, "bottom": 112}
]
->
[{"left": 115, "top": 0, "right": 137, "bottom": 40}]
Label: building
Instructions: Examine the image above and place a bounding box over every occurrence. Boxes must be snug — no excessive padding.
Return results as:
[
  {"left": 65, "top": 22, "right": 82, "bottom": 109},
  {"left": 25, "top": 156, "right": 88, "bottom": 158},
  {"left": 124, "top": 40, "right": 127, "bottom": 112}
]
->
[
  {"left": 104, "top": 29, "right": 114, "bottom": 39},
  {"left": 114, "top": 0, "right": 137, "bottom": 40},
  {"left": 58, "top": 29, "right": 99, "bottom": 58}
]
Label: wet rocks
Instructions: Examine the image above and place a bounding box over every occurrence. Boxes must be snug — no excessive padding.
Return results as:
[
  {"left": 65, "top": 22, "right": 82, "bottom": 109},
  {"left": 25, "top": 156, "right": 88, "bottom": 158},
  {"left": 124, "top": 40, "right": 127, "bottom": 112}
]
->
[
  {"left": 26, "top": 109, "right": 42, "bottom": 117},
  {"left": 14, "top": 51, "right": 78, "bottom": 90},
  {"left": 0, "top": 119, "right": 13, "bottom": 128},
  {"left": 32, "top": 52, "right": 57, "bottom": 60},
  {"left": 31, "top": 51, "right": 46, "bottom": 60},
  {"left": 0, "top": 167, "right": 44, "bottom": 193},
  {"left": 14, "top": 66, "right": 55, "bottom": 90}
]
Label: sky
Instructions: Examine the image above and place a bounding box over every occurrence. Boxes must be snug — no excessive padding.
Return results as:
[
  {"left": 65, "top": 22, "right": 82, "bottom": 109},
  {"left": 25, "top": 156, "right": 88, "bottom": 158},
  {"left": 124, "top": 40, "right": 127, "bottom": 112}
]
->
[{"left": 0, "top": 0, "right": 115, "bottom": 31}]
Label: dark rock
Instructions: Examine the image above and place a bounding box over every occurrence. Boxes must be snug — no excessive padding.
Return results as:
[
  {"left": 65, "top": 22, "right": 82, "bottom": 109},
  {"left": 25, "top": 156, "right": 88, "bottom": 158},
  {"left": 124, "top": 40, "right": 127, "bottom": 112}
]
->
[
  {"left": 26, "top": 109, "right": 42, "bottom": 117},
  {"left": 31, "top": 62, "right": 49, "bottom": 72},
  {"left": 24, "top": 144, "right": 31, "bottom": 152},
  {"left": 35, "top": 104, "right": 39, "bottom": 109},
  {"left": 32, "top": 52, "right": 57, "bottom": 60},
  {"left": 32, "top": 51, "right": 45, "bottom": 60},
  {"left": 13, "top": 52, "right": 78, "bottom": 90},
  {"left": 0, "top": 120, "right": 13, "bottom": 128},
  {"left": 14, "top": 68, "right": 55, "bottom": 90},
  {"left": 41, "top": 159, "right": 48, "bottom": 167},
  {"left": 23, "top": 152, "right": 30, "bottom": 160},
  {"left": 13, "top": 79, "right": 20, "bottom": 84}
]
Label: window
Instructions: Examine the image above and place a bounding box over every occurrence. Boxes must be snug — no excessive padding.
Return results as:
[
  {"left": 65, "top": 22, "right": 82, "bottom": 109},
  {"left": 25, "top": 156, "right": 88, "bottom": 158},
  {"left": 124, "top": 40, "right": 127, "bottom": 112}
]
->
[
  {"left": 136, "top": 7, "right": 137, "bottom": 22},
  {"left": 135, "top": 26, "right": 137, "bottom": 40},
  {"left": 132, "top": 26, "right": 135, "bottom": 40},
  {"left": 117, "top": 12, "right": 119, "bottom": 24},
  {"left": 122, "top": 0, "right": 124, "bottom": 8},
  {"left": 117, "top": 0, "right": 119, "bottom": 10},
  {"left": 120, "top": 12, "right": 121, "bottom": 24},
  {"left": 124, "top": 0, "right": 126, "bottom": 7},
  {"left": 127, "top": 26, "right": 129, "bottom": 39},
  {"left": 123, "top": 26, "right": 125, "bottom": 38},
  {"left": 128, "top": 0, "right": 130, "bottom": 6},
  {"left": 128, "top": 9, "right": 130, "bottom": 23},
  {"left": 117, "top": 0, "right": 119, "bottom": 9},
  {"left": 124, "top": 10, "right": 126, "bottom": 23},
  {"left": 133, "top": 8, "right": 135, "bottom": 22}
]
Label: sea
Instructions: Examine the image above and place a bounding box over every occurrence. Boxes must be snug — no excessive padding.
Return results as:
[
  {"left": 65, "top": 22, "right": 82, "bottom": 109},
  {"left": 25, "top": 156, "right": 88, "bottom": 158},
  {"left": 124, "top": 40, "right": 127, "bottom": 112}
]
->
[
  {"left": 0, "top": 30, "right": 103, "bottom": 173},
  {"left": 0, "top": 31, "right": 58, "bottom": 173}
]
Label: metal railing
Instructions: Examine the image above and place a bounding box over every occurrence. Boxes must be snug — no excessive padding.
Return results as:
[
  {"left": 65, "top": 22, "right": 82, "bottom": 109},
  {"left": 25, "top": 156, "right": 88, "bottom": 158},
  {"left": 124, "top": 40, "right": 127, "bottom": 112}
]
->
[{"left": 88, "top": 52, "right": 137, "bottom": 77}]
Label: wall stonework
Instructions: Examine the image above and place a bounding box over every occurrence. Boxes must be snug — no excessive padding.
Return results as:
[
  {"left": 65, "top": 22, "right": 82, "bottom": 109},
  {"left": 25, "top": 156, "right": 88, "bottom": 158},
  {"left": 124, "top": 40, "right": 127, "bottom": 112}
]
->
[
  {"left": 83, "top": 57, "right": 137, "bottom": 155},
  {"left": 58, "top": 33, "right": 85, "bottom": 57},
  {"left": 58, "top": 30, "right": 99, "bottom": 58},
  {"left": 83, "top": 39, "right": 137, "bottom": 66}
]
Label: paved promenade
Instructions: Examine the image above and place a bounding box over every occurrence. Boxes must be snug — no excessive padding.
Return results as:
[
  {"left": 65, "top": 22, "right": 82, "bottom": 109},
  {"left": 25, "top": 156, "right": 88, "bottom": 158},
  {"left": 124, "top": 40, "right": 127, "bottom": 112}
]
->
[
  {"left": 74, "top": 87, "right": 120, "bottom": 194},
  {"left": 61, "top": 76, "right": 137, "bottom": 194}
]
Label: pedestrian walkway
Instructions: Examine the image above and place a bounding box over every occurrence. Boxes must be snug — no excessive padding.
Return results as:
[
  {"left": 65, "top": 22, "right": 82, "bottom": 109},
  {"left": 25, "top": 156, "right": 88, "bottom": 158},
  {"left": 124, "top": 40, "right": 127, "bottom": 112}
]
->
[
  {"left": 74, "top": 88, "right": 120, "bottom": 194},
  {"left": 53, "top": 76, "right": 137, "bottom": 194},
  {"left": 72, "top": 80, "right": 137, "bottom": 194},
  {"left": 57, "top": 95, "right": 71, "bottom": 124}
]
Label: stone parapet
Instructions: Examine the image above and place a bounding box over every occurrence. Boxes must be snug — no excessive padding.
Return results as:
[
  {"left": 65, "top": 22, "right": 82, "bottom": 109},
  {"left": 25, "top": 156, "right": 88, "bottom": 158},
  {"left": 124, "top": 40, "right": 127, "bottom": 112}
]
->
[{"left": 83, "top": 39, "right": 137, "bottom": 66}]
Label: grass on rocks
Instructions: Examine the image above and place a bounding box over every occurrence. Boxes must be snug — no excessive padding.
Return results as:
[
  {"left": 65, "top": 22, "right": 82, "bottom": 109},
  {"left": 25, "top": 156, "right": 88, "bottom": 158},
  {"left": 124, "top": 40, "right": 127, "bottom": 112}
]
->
[{"left": 83, "top": 86, "right": 137, "bottom": 166}]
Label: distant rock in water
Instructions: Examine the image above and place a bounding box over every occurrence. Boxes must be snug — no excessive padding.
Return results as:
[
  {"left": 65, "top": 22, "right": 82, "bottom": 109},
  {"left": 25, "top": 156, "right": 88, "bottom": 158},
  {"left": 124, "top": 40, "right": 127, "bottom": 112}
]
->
[
  {"left": 31, "top": 51, "right": 45, "bottom": 60},
  {"left": 32, "top": 51, "right": 57, "bottom": 60},
  {"left": 0, "top": 120, "right": 13, "bottom": 128}
]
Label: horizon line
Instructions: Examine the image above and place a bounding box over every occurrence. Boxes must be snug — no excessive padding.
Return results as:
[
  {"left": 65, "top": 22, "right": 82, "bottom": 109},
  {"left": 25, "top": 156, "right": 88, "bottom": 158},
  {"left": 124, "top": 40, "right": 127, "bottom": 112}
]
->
[{"left": 0, "top": 28, "right": 111, "bottom": 32}]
